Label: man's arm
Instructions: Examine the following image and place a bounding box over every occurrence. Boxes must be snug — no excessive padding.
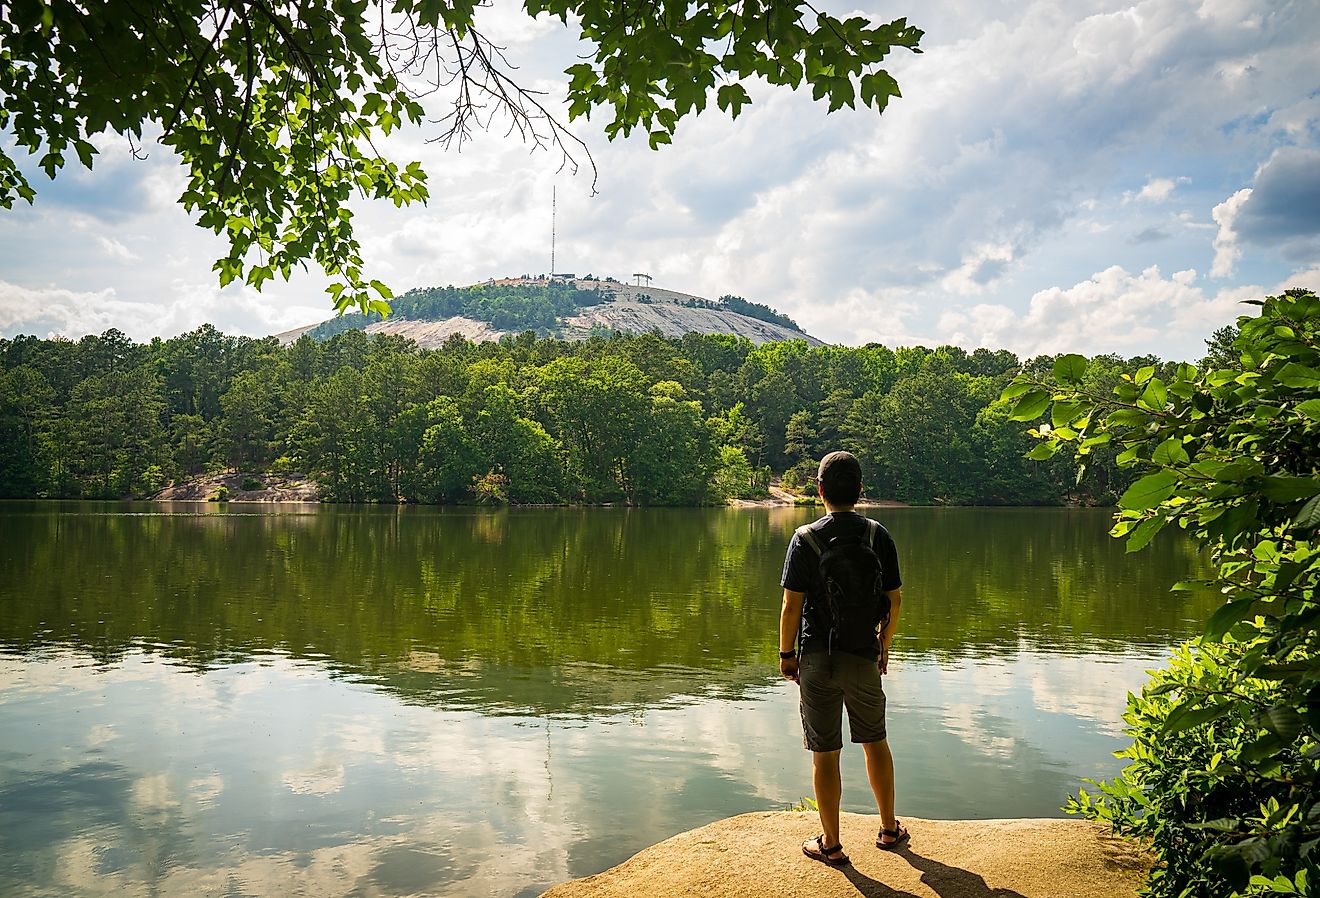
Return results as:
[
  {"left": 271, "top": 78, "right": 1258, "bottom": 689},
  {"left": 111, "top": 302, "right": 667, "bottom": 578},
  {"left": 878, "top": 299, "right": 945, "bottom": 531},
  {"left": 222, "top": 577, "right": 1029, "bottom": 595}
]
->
[
  {"left": 878, "top": 588, "right": 902, "bottom": 675},
  {"left": 779, "top": 588, "right": 805, "bottom": 683}
]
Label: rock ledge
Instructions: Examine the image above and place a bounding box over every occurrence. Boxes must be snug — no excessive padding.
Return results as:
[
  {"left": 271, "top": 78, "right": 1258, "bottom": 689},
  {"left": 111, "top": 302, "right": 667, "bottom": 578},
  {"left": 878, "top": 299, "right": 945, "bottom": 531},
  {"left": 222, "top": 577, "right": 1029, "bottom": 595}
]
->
[{"left": 541, "top": 812, "right": 1150, "bottom": 898}]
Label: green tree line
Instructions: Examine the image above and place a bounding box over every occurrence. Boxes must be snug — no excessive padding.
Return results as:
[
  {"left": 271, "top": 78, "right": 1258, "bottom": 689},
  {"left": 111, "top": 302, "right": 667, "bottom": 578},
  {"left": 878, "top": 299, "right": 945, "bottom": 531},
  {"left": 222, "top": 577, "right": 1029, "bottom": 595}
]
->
[{"left": 0, "top": 324, "right": 1198, "bottom": 505}]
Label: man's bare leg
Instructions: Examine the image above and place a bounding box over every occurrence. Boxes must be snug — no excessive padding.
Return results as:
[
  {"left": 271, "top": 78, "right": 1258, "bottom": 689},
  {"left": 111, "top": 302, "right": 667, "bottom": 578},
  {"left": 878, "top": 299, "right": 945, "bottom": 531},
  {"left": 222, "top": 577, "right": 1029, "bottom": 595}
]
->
[
  {"left": 809, "top": 749, "right": 847, "bottom": 859},
  {"left": 862, "top": 739, "right": 900, "bottom": 839}
]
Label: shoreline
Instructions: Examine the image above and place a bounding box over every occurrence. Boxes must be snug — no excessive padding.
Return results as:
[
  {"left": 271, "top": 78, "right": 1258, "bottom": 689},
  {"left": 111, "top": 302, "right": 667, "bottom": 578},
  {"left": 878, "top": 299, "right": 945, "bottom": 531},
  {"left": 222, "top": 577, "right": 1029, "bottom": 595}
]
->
[
  {"left": 540, "top": 811, "right": 1150, "bottom": 898},
  {"left": 143, "top": 472, "right": 912, "bottom": 507}
]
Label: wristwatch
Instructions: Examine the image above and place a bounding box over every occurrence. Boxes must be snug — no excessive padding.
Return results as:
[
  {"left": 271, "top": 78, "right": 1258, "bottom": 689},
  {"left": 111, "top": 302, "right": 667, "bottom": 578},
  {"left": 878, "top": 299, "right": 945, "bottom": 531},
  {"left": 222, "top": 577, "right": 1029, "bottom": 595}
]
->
[{"left": 779, "top": 650, "right": 797, "bottom": 659}]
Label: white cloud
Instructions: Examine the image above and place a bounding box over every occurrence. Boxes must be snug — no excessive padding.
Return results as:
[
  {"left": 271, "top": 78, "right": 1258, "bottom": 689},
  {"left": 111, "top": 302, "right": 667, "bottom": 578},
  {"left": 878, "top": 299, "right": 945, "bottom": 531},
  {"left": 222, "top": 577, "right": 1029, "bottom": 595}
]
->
[
  {"left": 938, "top": 263, "right": 1280, "bottom": 357},
  {"left": 1123, "top": 176, "right": 1190, "bottom": 204},
  {"left": 96, "top": 235, "right": 139, "bottom": 261},
  {"left": 0, "top": 279, "right": 329, "bottom": 341},
  {"left": 940, "top": 242, "right": 1017, "bottom": 295},
  {"left": 1211, "top": 188, "right": 1251, "bottom": 278}
]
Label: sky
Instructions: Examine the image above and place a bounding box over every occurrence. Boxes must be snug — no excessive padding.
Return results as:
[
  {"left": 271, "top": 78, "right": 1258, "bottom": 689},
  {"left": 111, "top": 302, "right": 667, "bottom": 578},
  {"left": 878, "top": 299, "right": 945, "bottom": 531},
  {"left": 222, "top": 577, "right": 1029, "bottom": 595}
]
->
[{"left": 2, "top": 0, "right": 1318, "bottom": 362}]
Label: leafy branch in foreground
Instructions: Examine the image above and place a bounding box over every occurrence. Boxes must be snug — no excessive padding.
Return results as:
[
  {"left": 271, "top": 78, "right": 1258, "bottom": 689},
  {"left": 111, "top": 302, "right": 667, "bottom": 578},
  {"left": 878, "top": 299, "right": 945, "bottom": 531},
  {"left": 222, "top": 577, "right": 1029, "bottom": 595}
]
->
[
  {"left": 0, "top": 0, "right": 921, "bottom": 315},
  {"left": 1002, "top": 289, "right": 1320, "bottom": 897}
]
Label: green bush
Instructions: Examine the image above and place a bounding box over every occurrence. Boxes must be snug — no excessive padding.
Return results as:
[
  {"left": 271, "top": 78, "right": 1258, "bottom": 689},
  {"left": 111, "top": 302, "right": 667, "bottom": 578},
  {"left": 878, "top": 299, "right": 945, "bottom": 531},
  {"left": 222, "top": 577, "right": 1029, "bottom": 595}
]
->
[
  {"left": 710, "top": 445, "right": 766, "bottom": 501},
  {"left": 270, "top": 456, "right": 298, "bottom": 475},
  {"left": 1068, "top": 640, "right": 1317, "bottom": 897},
  {"left": 240, "top": 476, "right": 263, "bottom": 491},
  {"left": 136, "top": 464, "right": 167, "bottom": 495},
  {"left": 1006, "top": 289, "right": 1320, "bottom": 897},
  {"left": 209, "top": 486, "right": 229, "bottom": 502}
]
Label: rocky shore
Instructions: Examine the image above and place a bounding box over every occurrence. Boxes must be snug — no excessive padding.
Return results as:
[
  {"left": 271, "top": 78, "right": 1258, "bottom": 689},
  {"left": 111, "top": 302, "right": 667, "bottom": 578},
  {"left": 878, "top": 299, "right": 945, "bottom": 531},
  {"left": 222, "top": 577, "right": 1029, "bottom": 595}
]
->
[{"left": 540, "top": 812, "right": 1150, "bottom": 898}]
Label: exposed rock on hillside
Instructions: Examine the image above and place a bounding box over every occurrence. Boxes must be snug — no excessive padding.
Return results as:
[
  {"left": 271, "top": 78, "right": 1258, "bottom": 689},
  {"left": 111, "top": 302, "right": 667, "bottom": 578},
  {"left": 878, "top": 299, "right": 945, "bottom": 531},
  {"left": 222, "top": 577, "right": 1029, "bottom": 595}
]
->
[
  {"left": 362, "top": 315, "right": 506, "bottom": 345},
  {"left": 151, "top": 472, "right": 320, "bottom": 502},
  {"left": 276, "top": 277, "right": 823, "bottom": 348}
]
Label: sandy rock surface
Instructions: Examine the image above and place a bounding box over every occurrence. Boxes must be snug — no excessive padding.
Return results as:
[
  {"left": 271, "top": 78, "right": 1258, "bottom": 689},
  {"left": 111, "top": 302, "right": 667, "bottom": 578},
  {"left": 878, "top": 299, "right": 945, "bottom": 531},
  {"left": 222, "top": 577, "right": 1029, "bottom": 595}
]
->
[
  {"left": 151, "top": 472, "right": 320, "bottom": 502},
  {"left": 540, "top": 812, "right": 1150, "bottom": 898}
]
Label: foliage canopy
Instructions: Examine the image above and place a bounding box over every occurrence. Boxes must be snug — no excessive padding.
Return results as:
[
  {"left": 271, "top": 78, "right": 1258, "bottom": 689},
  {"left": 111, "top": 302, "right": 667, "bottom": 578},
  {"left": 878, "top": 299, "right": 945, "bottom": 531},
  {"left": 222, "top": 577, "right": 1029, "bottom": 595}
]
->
[
  {"left": 0, "top": 0, "right": 921, "bottom": 314},
  {"left": 1004, "top": 290, "right": 1320, "bottom": 897}
]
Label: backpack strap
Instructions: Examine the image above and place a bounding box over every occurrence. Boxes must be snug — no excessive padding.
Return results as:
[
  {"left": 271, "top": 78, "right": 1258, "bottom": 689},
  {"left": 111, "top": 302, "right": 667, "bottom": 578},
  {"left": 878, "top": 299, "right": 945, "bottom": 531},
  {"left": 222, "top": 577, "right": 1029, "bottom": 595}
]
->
[
  {"left": 795, "top": 524, "right": 826, "bottom": 557},
  {"left": 865, "top": 518, "right": 880, "bottom": 548}
]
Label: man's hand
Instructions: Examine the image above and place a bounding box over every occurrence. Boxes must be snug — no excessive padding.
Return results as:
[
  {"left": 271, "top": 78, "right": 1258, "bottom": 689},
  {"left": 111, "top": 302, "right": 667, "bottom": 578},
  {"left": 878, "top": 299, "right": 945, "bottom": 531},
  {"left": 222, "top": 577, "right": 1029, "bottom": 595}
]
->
[{"left": 780, "top": 657, "right": 800, "bottom": 683}]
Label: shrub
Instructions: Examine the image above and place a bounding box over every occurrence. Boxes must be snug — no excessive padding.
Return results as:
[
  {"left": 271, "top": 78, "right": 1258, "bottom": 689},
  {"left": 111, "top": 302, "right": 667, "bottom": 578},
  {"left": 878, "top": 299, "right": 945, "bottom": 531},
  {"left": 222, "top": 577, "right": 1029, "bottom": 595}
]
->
[
  {"left": 780, "top": 459, "right": 818, "bottom": 494},
  {"left": 270, "top": 455, "right": 298, "bottom": 474},
  {"left": 710, "top": 445, "right": 766, "bottom": 501},
  {"left": 1068, "top": 640, "right": 1318, "bottom": 897},
  {"left": 136, "top": 464, "right": 167, "bottom": 495},
  {"left": 209, "top": 486, "right": 230, "bottom": 502},
  {"left": 1006, "top": 289, "right": 1320, "bottom": 897},
  {"left": 240, "top": 476, "right": 263, "bottom": 491},
  {"left": 472, "top": 471, "right": 509, "bottom": 504}
]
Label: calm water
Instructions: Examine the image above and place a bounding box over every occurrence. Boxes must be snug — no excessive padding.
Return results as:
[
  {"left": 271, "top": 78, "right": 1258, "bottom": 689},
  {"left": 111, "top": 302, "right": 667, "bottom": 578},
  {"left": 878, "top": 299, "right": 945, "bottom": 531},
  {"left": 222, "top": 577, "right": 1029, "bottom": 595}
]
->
[{"left": 0, "top": 504, "right": 1217, "bottom": 897}]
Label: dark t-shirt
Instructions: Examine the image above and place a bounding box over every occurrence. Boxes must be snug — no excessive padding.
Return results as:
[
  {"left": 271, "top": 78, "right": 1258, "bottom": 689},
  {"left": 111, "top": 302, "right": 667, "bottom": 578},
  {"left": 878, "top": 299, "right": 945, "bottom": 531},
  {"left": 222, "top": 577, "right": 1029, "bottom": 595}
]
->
[{"left": 781, "top": 511, "right": 902, "bottom": 658}]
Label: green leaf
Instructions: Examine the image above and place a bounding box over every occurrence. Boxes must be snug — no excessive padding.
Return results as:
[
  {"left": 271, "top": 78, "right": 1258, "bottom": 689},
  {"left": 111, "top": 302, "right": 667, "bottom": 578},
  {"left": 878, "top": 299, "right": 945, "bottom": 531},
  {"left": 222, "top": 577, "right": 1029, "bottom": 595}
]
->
[
  {"left": 1204, "top": 599, "right": 1256, "bottom": 642},
  {"left": 1052, "top": 354, "right": 1087, "bottom": 386},
  {"left": 716, "top": 83, "right": 751, "bottom": 118},
  {"left": 1262, "top": 706, "right": 1305, "bottom": 744},
  {"left": 1276, "top": 363, "right": 1320, "bottom": 389},
  {"left": 1118, "top": 471, "right": 1178, "bottom": 511},
  {"left": 1009, "top": 390, "right": 1050, "bottom": 421},
  {"left": 74, "top": 139, "right": 97, "bottom": 169},
  {"left": 1297, "top": 399, "right": 1320, "bottom": 421},
  {"left": 999, "top": 380, "right": 1034, "bottom": 401},
  {"left": 1260, "top": 476, "right": 1320, "bottom": 503},
  {"left": 1025, "top": 442, "right": 1059, "bottom": 461},
  {"left": 1051, "top": 400, "right": 1088, "bottom": 428},
  {"left": 1106, "top": 408, "right": 1148, "bottom": 428},
  {"left": 1125, "top": 515, "right": 1166, "bottom": 553},
  {"left": 1240, "top": 731, "right": 1285, "bottom": 763},
  {"left": 1294, "top": 495, "right": 1320, "bottom": 530},
  {"left": 1151, "top": 438, "right": 1189, "bottom": 465},
  {"left": 1163, "top": 699, "right": 1232, "bottom": 735},
  {"left": 1191, "top": 459, "right": 1255, "bottom": 482},
  {"left": 1139, "top": 377, "right": 1168, "bottom": 410}
]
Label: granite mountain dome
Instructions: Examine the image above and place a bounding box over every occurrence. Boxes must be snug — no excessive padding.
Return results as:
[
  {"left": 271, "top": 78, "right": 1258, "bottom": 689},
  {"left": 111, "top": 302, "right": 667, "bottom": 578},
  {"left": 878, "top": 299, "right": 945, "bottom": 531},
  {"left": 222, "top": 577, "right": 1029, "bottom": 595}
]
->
[{"left": 275, "top": 277, "right": 824, "bottom": 347}]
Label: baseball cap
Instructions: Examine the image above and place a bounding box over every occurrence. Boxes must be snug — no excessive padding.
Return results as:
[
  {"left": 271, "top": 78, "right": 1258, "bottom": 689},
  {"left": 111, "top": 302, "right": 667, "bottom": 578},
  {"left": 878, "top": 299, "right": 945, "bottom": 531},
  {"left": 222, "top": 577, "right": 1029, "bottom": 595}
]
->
[{"left": 817, "top": 450, "right": 862, "bottom": 486}]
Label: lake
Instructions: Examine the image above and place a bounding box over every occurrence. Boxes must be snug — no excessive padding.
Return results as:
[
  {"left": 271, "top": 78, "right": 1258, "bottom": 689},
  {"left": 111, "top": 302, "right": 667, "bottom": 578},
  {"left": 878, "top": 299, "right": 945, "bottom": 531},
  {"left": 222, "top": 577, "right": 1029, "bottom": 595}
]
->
[{"left": 0, "top": 503, "right": 1217, "bottom": 897}]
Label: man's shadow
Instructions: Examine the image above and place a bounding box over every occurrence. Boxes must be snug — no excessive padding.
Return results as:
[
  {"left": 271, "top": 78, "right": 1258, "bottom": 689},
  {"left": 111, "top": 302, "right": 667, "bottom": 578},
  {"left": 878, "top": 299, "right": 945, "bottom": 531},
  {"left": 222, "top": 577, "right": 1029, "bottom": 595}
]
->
[
  {"left": 835, "top": 847, "right": 1029, "bottom": 898},
  {"left": 901, "top": 848, "right": 1029, "bottom": 898}
]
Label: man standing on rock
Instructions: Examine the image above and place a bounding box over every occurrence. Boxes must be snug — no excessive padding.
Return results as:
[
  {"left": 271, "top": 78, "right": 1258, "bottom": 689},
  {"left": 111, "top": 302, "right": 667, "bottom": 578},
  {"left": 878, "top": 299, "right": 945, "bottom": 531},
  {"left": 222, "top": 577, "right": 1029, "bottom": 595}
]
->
[{"left": 778, "top": 450, "right": 907, "bottom": 866}]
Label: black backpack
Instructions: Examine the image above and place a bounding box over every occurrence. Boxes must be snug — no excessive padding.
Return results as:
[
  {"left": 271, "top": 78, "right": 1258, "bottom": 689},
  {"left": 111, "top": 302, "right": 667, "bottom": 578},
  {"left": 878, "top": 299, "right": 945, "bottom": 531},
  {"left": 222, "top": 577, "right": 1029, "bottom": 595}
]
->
[{"left": 796, "top": 519, "right": 890, "bottom": 654}]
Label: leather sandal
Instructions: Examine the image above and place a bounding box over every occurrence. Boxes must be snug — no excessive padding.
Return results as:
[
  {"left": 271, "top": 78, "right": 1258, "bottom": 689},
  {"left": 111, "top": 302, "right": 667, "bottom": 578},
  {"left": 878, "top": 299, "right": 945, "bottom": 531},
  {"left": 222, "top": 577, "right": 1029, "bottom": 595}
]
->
[
  {"left": 802, "top": 834, "right": 850, "bottom": 866},
  {"left": 876, "top": 822, "right": 910, "bottom": 850}
]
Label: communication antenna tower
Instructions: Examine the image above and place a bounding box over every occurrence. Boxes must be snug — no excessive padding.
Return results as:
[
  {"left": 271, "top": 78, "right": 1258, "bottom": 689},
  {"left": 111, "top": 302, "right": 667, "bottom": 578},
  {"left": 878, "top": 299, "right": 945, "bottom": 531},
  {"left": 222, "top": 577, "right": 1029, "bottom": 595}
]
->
[
  {"left": 551, "top": 186, "right": 556, "bottom": 276},
  {"left": 632, "top": 272, "right": 652, "bottom": 287}
]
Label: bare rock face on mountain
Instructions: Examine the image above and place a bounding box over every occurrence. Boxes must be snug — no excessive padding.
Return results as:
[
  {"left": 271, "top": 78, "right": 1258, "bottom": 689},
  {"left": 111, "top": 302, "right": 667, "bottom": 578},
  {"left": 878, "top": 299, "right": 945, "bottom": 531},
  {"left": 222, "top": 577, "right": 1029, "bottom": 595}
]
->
[{"left": 275, "top": 277, "right": 824, "bottom": 348}]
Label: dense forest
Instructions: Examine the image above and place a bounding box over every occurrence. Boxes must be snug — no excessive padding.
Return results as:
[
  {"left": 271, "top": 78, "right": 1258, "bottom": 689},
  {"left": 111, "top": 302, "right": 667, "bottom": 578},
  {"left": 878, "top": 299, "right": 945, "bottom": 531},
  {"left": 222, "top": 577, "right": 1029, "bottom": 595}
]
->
[{"left": 0, "top": 324, "right": 1226, "bottom": 505}]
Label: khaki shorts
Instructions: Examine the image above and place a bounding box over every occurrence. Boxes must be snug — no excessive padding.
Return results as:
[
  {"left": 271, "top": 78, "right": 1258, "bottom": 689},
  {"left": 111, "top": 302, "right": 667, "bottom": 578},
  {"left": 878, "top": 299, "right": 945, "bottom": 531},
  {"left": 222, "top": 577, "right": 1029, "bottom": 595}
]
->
[{"left": 798, "top": 651, "right": 887, "bottom": 752}]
